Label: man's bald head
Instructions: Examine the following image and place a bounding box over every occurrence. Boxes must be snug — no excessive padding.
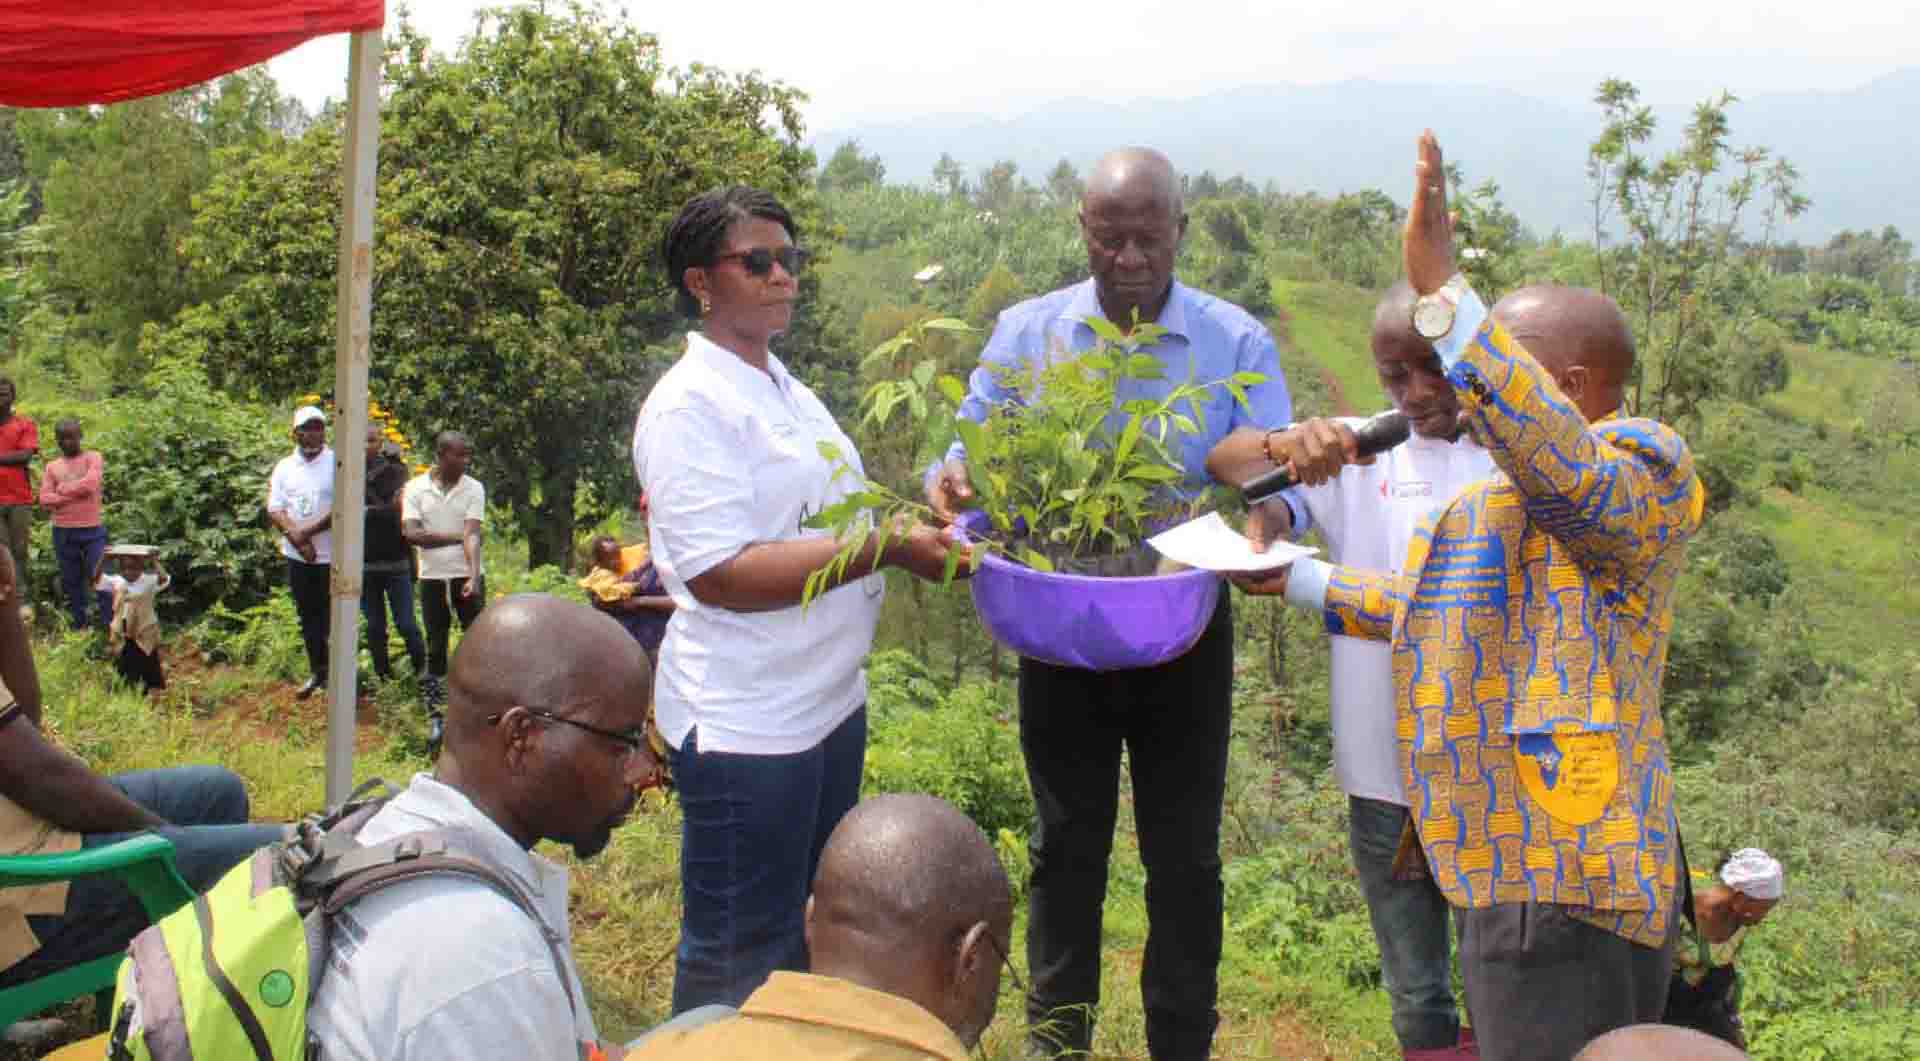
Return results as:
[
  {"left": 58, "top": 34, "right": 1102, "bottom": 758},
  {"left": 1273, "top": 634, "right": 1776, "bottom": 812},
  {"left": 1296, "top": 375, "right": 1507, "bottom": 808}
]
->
[
  {"left": 807, "top": 794, "right": 1013, "bottom": 1047},
  {"left": 1573, "top": 1024, "right": 1748, "bottom": 1060},
  {"left": 443, "top": 593, "right": 647, "bottom": 745},
  {"left": 438, "top": 594, "right": 654, "bottom": 856},
  {"left": 1084, "top": 147, "right": 1183, "bottom": 217},
  {"left": 1492, "top": 285, "right": 1635, "bottom": 422}
]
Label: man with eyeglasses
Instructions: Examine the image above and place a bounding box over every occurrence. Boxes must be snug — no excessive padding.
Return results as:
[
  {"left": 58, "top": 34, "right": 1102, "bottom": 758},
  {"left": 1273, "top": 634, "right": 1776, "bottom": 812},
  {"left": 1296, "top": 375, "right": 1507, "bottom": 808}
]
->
[
  {"left": 628, "top": 793, "right": 1014, "bottom": 1060},
  {"left": 926, "top": 147, "right": 1293, "bottom": 1061},
  {"left": 308, "top": 593, "right": 663, "bottom": 1061}
]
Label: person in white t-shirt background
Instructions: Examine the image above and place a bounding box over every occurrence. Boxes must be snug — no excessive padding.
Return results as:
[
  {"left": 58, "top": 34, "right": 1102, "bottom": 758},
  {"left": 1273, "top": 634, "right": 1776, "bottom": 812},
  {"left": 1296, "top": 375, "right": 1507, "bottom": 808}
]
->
[
  {"left": 266, "top": 405, "right": 335, "bottom": 700},
  {"left": 633, "top": 186, "right": 970, "bottom": 1016},
  {"left": 1208, "top": 282, "right": 1494, "bottom": 1060},
  {"left": 403, "top": 430, "right": 486, "bottom": 722}
]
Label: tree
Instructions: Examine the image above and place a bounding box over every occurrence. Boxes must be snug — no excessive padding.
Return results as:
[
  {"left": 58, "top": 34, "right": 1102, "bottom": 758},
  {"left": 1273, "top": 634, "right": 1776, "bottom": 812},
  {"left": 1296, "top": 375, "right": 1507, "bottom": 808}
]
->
[
  {"left": 14, "top": 71, "right": 302, "bottom": 365},
  {"left": 1587, "top": 79, "right": 1808, "bottom": 424},
  {"left": 1045, "top": 158, "right": 1083, "bottom": 207},
  {"left": 931, "top": 152, "right": 968, "bottom": 199},
  {"left": 818, "top": 139, "right": 885, "bottom": 193},
  {"left": 147, "top": 3, "right": 818, "bottom": 569},
  {"left": 973, "top": 159, "right": 1025, "bottom": 216}
]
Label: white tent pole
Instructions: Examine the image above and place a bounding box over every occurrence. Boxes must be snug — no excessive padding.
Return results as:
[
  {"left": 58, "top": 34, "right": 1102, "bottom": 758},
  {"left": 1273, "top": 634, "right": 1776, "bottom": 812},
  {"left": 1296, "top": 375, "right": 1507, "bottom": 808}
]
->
[{"left": 326, "top": 26, "right": 382, "bottom": 806}]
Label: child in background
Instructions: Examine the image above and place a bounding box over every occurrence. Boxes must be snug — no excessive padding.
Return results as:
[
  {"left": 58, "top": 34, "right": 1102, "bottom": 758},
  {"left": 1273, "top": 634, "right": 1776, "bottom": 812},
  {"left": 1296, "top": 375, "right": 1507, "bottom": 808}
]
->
[
  {"left": 92, "top": 544, "right": 170, "bottom": 693},
  {"left": 578, "top": 534, "right": 674, "bottom": 660},
  {"left": 1664, "top": 847, "right": 1785, "bottom": 1048}
]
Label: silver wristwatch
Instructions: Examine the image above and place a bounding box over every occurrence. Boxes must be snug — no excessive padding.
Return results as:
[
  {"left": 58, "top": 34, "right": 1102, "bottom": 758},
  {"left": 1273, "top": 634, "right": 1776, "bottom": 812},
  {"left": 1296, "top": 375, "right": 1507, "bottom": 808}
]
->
[{"left": 1412, "top": 273, "right": 1469, "bottom": 341}]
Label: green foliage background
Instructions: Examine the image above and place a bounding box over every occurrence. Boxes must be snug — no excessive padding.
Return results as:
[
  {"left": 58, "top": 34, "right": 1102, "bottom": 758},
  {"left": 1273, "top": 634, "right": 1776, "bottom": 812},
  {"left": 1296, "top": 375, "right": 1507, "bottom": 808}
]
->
[{"left": 1, "top": 15, "right": 1917, "bottom": 1056}]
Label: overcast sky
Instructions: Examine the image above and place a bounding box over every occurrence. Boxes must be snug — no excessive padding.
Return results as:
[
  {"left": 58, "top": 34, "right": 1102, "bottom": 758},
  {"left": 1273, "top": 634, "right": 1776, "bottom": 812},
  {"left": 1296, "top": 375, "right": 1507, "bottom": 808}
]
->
[{"left": 268, "top": 1, "right": 1919, "bottom": 135}]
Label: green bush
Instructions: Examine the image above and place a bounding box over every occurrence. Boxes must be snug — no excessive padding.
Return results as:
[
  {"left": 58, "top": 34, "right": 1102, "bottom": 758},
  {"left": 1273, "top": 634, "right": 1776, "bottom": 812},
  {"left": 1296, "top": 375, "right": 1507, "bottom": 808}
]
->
[
  {"left": 95, "top": 357, "right": 287, "bottom": 619},
  {"left": 864, "top": 650, "right": 1032, "bottom": 837}
]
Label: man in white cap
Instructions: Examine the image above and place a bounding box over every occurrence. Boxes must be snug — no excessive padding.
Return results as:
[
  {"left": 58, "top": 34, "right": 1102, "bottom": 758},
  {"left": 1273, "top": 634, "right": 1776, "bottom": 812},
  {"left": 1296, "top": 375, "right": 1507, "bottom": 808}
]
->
[
  {"left": 1665, "top": 847, "right": 1784, "bottom": 1047},
  {"left": 267, "top": 404, "right": 335, "bottom": 698}
]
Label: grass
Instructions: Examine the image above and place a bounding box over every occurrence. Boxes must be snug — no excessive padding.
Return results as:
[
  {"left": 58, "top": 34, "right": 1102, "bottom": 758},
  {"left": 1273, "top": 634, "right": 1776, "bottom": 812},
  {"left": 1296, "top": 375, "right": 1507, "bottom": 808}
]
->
[{"left": 1269, "top": 279, "right": 1385, "bottom": 415}]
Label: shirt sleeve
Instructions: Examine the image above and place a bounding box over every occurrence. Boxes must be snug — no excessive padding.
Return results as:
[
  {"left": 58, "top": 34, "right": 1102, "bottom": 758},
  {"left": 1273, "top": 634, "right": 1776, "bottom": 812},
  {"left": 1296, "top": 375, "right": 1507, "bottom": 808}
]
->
[
  {"left": 36, "top": 465, "right": 58, "bottom": 507},
  {"left": 942, "top": 308, "right": 1031, "bottom": 467},
  {"left": 637, "top": 405, "right": 761, "bottom": 584},
  {"left": 267, "top": 462, "right": 290, "bottom": 514},
  {"left": 401, "top": 480, "right": 423, "bottom": 524},
  {"left": 463, "top": 481, "right": 485, "bottom": 523},
  {"left": 390, "top": 967, "right": 583, "bottom": 1061},
  {"left": 1229, "top": 324, "right": 1293, "bottom": 432},
  {"left": 73, "top": 453, "right": 102, "bottom": 500}
]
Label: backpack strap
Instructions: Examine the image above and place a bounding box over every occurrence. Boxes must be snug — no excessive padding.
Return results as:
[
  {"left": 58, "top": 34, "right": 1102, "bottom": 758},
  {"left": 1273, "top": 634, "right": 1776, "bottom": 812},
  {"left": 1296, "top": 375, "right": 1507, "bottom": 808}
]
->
[{"left": 303, "top": 828, "right": 584, "bottom": 1026}]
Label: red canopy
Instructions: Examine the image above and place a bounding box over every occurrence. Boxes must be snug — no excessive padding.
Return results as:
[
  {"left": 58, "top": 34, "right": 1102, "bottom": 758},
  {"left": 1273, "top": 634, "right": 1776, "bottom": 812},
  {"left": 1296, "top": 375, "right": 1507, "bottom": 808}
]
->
[{"left": 0, "top": 0, "right": 384, "bottom": 107}]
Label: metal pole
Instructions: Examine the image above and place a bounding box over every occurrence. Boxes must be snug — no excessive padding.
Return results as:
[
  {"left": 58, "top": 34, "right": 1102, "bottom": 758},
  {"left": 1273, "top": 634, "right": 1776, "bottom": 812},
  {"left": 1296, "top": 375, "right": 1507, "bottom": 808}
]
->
[{"left": 325, "top": 27, "right": 382, "bottom": 806}]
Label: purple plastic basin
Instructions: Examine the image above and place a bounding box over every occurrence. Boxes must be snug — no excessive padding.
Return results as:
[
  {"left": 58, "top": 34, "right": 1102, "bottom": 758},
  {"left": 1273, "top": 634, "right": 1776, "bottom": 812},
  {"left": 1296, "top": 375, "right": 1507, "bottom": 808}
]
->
[{"left": 960, "top": 520, "right": 1223, "bottom": 671}]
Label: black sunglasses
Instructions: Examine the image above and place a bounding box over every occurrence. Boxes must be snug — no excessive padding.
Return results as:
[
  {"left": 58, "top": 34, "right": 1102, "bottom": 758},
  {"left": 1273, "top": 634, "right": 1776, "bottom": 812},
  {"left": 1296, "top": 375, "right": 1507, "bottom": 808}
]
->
[
  {"left": 713, "top": 245, "right": 809, "bottom": 278},
  {"left": 488, "top": 707, "right": 646, "bottom": 756}
]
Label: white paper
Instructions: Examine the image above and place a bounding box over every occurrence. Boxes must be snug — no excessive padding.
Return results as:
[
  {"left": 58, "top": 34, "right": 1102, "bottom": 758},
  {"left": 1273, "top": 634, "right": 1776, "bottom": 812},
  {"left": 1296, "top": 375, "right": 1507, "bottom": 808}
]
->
[{"left": 1147, "top": 512, "right": 1319, "bottom": 573}]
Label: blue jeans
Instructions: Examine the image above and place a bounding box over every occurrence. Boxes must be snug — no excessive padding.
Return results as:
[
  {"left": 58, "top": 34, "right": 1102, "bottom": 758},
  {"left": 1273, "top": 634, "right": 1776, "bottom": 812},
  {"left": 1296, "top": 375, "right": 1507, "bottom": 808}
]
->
[
  {"left": 0, "top": 766, "right": 284, "bottom": 987},
  {"left": 1348, "top": 795, "right": 1460, "bottom": 1050},
  {"left": 361, "top": 569, "right": 425, "bottom": 678},
  {"left": 666, "top": 707, "right": 867, "bottom": 1014},
  {"left": 51, "top": 525, "right": 111, "bottom": 629}
]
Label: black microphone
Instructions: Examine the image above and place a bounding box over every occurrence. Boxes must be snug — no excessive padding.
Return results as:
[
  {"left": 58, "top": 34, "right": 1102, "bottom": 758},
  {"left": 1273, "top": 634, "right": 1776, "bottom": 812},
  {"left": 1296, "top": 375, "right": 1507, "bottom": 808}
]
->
[{"left": 1240, "top": 410, "right": 1412, "bottom": 503}]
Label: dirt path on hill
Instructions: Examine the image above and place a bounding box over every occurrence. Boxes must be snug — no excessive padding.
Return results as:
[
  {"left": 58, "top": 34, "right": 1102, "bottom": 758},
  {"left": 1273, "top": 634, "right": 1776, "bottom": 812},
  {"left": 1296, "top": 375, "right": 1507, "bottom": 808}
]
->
[{"left": 1268, "top": 309, "right": 1358, "bottom": 417}]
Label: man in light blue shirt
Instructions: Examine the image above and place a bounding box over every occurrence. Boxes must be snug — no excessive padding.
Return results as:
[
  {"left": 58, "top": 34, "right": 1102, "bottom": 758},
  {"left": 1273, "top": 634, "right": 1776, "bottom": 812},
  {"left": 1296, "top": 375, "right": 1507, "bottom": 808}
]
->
[{"left": 927, "top": 147, "right": 1291, "bottom": 1061}]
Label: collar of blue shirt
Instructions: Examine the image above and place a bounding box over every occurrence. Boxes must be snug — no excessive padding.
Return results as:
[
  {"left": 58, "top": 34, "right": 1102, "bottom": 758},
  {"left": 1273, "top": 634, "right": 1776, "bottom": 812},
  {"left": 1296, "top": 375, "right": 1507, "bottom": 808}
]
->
[{"left": 1062, "top": 277, "right": 1194, "bottom": 345}]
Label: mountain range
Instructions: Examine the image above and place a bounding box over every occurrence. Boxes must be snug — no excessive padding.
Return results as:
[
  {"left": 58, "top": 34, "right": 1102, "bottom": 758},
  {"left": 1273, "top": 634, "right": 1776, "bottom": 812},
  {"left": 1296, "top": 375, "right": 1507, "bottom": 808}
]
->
[{"left": 813, "top": 67, "right": 1920, "bottom": 244}]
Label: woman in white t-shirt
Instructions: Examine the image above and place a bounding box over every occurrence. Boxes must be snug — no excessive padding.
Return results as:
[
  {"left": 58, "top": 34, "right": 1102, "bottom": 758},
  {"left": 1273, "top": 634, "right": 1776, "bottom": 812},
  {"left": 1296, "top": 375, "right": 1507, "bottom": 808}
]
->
[{"left": 633, "top": 187, "right": 969, "bottom": 1015}]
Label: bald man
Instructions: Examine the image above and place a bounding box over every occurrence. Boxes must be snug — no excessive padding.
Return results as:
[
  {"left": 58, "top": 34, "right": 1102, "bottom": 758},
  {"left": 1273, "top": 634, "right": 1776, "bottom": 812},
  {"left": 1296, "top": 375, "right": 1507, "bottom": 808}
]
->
[
  {"left": 1207, "top": 281, "right": 1492, "bottom": 1057},
  {"left": 1573, "top": 1025, "right": 1748, "bottom": 1060},
  {"left": 1238, "top": 133, "right": 1705, "bottom": 1060},
  {"left": 308, "top": 594, "right": 661, "bottom": 1061},
  {"left": 630, "top": 794, "right": 1013, "bottom": 1060},
  {"left": 928, "top": 146, "right": 1292, "bottom": 1061}
]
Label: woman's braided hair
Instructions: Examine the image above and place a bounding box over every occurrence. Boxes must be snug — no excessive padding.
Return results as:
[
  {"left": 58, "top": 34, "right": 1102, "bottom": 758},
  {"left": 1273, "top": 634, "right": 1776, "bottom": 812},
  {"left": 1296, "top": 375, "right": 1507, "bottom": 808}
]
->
[{"left": 661, "top": 186, "right": 798, "bottom": 319}]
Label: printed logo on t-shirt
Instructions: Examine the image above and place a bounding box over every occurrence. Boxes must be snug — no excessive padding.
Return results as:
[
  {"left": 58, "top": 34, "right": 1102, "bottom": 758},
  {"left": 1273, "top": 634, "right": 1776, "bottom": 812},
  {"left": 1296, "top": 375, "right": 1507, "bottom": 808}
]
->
[{"left": 1390, "top": 480, "right": 1434, "bottom": 501}]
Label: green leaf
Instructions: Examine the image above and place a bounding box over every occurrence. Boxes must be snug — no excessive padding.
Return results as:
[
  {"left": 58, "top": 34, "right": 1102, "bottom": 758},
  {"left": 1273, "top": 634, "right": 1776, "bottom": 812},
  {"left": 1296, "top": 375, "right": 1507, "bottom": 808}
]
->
[
  {"left": 911, "top": 359, "right": 935, "bottom": 388},
  {"left": 1126, "top": 464, "right": 1182, "bottom": 482},
  {"left": 816, "top": 440, "right": 844, "bottom": 462},
  {"left": 1020, "top": 548, "right": 1055, "bottom": 573},
  {"left": 922, "top": 317, "right": 974, "bottom": 333},
  {"left": 1083, "top": 315, "right": 1127, "bottom": 345},
  {"left": 937, "top": 375, "right": 967, "bottom": 406}
]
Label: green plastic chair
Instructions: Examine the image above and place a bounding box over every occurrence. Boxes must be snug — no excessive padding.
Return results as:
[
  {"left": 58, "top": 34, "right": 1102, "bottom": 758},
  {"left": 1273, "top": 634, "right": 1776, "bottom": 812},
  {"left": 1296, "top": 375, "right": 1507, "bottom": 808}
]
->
[{"left": 0, "top": 832, "right": 195, "bottom": 1029}]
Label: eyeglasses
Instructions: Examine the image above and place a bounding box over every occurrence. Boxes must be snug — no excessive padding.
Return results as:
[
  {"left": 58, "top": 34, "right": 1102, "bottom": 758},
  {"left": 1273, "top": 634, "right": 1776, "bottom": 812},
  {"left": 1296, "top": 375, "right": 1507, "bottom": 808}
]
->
[
  {"left": 981, "top": 929, "right": 1026, "bottom": 994},
  {"left": 713, "top": 245, "right": 810, "bottom": 278},
  {"left": 488, "top": 707, "right": 646, "bottom": 758}
]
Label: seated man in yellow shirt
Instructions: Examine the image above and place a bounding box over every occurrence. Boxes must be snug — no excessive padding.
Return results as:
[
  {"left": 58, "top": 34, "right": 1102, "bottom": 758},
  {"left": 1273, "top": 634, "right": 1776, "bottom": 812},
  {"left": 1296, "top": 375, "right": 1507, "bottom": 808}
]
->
[{"left": 629, "top": 793, "right": 1014, "bottom": 1060}]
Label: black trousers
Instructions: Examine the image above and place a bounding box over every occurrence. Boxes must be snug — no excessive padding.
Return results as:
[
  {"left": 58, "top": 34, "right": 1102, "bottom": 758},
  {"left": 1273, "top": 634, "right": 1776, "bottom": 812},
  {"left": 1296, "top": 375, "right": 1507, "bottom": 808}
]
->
[
  {"left": 1456, "top": 901, "right": 1677, "bottom": 1061},
  {"left": 285, "top": 558, "right": 330, "bottom": 684},
  {"left": 420, "top": 576, "right": 483, "bottom": 677},
  {"left": 1018, "top": 593, "right": 1232, "bottom": 1061},
  {"left": 115, "top": 643, "right": 165, "bottom": 692}
]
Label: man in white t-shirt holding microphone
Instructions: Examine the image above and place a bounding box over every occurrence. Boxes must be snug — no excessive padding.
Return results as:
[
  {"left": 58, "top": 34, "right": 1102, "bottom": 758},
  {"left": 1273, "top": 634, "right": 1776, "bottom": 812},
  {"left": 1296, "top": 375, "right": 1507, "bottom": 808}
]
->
[{"left": 1207, "top": 282, "right": 1493, "bottom": 1059}]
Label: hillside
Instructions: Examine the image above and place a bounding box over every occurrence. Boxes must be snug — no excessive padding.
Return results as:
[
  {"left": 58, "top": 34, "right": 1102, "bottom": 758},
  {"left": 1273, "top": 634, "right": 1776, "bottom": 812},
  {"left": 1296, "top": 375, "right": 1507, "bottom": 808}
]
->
[{"left": 815, "top": 67, "right": 1920, "bottom": 243}]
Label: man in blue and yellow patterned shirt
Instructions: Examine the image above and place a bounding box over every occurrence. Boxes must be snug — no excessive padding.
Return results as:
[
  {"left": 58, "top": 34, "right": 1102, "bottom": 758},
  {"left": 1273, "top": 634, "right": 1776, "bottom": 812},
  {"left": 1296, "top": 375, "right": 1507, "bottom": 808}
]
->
[{"left": 1238, "top": 132, "right": 1704, "bottom": 1061}]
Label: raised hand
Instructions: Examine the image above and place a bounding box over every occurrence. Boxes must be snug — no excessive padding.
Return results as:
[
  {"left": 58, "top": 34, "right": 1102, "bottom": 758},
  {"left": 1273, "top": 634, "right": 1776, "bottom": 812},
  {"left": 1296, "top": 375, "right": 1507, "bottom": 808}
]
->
[{"left": 1404, "top": 130, "right": 1457, "bottom": 296}]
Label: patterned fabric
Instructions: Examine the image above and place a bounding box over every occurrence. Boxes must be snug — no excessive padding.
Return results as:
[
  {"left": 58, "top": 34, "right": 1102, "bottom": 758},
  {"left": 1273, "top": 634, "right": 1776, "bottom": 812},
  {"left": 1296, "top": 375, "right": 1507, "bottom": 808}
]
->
[{"left": 1321, "top": 314, "right": 1705, "bottom": 948}]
